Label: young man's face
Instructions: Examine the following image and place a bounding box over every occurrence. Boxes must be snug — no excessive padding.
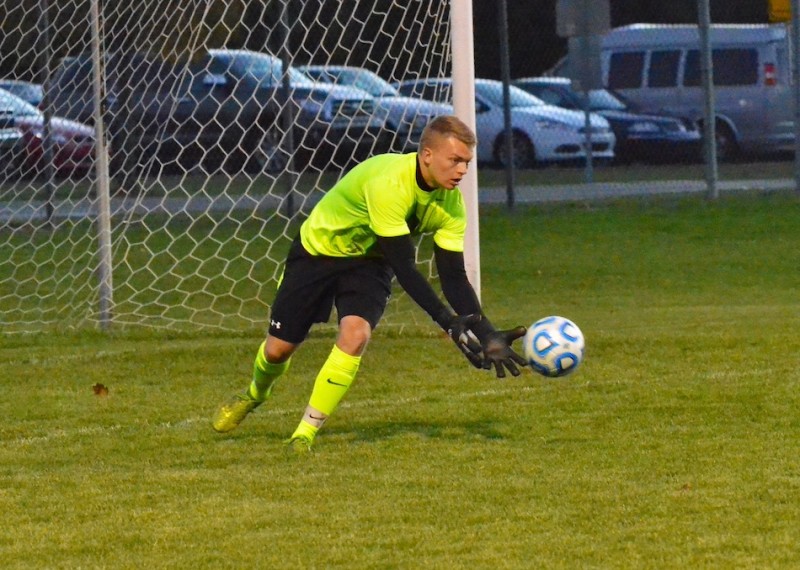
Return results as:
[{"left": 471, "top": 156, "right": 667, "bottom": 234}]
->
[{"left": 419, "top": 134, "right": 474, "bottom": 190}]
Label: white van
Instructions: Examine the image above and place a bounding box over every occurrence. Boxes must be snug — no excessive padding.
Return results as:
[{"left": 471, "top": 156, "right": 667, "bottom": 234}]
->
[{"left": 599, "top": 24, "right": 792, "bottom": 159}]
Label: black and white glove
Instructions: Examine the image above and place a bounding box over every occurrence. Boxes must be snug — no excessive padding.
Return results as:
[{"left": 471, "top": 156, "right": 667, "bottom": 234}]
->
[
  {"left": 439, "top": 312, "right": 484, "bottom": 369},
  {"left": 478, "top": 327, "right": 528, "bottom": 379}
]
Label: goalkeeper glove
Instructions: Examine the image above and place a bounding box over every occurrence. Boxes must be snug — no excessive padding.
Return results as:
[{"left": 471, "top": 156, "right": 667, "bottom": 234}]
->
[
  {"left": 437, "top": 311, "right": 484, "bottom": 369},
  {"left": 478, "top": 326, "right": 528, "bottom": 379}
]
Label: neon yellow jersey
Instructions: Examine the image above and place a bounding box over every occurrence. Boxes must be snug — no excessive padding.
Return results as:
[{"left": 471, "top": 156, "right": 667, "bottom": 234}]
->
[{"left": 300, "top": 152, "right": 467, "bottom": 257}]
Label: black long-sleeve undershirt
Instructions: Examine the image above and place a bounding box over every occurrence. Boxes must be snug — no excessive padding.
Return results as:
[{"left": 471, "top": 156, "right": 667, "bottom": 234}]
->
[
  {"left": 377, "top": 235, "right": 493, "bottom": 337},
  {"left": 433, "top": 244, "right": 481, "bottom": 316},
  {"left": 434, "top": 244, "right": 495, "bottom": 339}
]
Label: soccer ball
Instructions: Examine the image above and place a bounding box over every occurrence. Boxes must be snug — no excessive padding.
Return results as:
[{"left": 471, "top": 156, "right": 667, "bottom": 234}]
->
[{"left": 523, "top": 316, "right": 585, "bottom": 378}]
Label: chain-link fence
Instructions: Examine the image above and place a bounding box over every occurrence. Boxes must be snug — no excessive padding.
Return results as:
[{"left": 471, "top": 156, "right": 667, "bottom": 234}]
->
[{"left": 1, "top": 0, "right": 797, "bottom": 333}]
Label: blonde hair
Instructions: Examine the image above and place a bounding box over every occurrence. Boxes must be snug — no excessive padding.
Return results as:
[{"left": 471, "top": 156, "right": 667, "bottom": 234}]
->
[{"left": 419, "top": 115, "right": 477, "bottom": 150}]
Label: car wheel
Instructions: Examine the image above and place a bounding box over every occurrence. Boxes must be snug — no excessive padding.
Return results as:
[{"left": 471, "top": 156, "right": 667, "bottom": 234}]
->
[
  {"left": 494, "top": 130, "right": 536, "bottom": 169},
  {"left": 714, "top": 122, "right": 738, "bottom": 162},
  {"left": 245, "top": 126, "right": 290, "bottom": 174}
]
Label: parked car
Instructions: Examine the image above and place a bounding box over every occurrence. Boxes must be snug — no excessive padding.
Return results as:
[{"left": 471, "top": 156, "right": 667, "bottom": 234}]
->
[
  {"left": 201, "top": 50, "right": 389, "bottom": 171},
  {"left": 0, "top": 80, "right": 44, "bottom": 107},
  {"left": 0, "top": 88, "right": 95, "bottom": 178},
  {"left": 298, "top": 65, "right": 453, "bottom": 152},
  {"left": 513, "top": 77, "right": 701, "bottom": 163},
  {"left": 394, "top": 78, "right": 615, "bottom": 168},
  {"left": 554, "top": 24, "right": 792, "bottom": 160},
  {"left": 49, "top": 50, "right": 388, "bottom": 174},
  {"left": 0, "top": 106, "right": 24, "bottom": 167}
]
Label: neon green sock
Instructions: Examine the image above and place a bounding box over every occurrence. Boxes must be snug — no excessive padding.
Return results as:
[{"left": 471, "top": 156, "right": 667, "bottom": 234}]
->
[
  {"left": 307, "top": 344, "right": 361, "bottom": 415},
  {"left": 291, "top": 419, "right": 320, "bottom": 441},
  {"left": 248, "top": 341, "right": 290, "bottom": 401}
]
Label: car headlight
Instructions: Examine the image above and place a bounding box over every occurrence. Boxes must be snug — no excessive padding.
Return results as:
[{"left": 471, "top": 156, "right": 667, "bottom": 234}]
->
[
  {"left": 32, "top": 129, "right": 69, "bottom": 144},
  {"left": 627, "top": 121, "right": 660, "bottom": 134},
  {"left": 664, "top": 120, "right": 688, "bottom": 133},
  {"left": 533, "top": 118, "right": 573, "bottom": 131},
  {"left": 0, "top": 127, "right": 22, "bottom": 142}
]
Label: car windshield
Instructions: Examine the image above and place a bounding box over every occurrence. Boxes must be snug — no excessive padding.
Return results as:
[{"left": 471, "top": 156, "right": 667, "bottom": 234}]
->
[
  {"left": 225, "top": 53, "right": 314, "bottom": 87},
  {"left": 332, "top": 70, "right": 399, "bottom": 97},
  {"left": 0, "top": 89, "right": 40, "bottom": 117},
  {"left": 587, "top": 89, "right": 627, "bottom": 111},
  {"left": 475, "top": 82, "right": 545, "bottom": 107},
  {"left": 1, "top": 83, "right": 42, "bottom": 104}
]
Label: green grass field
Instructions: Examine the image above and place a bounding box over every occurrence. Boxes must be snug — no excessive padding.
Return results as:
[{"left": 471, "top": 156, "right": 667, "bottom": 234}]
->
[{"left": 2, "top": 191, "right": 800, "bottom": 568}]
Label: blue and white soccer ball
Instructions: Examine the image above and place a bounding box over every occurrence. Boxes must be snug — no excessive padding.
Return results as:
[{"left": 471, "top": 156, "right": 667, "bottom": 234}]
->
[{"left": 523, "top": 316, "right": 585, "bottom": 378}]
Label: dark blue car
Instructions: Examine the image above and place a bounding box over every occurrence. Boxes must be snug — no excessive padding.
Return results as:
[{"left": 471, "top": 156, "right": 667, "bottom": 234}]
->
[{"left": 514, "top": 77, "right": 701, "bottom": 164}]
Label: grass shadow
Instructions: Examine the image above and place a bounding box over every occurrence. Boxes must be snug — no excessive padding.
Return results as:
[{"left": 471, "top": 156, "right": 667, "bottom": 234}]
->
[{"left": 330, "top": 419, "right": 508, "bottom": 444}]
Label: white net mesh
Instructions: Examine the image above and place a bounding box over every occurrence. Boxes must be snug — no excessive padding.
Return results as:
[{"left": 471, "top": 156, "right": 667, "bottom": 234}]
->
[{"left": 0, "top": 0, "right": 453, "bottom": 332}]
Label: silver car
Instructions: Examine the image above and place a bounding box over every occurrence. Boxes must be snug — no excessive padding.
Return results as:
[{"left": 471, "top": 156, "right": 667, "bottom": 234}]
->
[
  {"left": 597, "top": 24, "right": 791, "bottom": 160},
  {"left": 0, "top": 80, "right": 43, "bottom": 107},
  {"left": 395, "top": 78, "right": 615, "bottom": 168},
  {"left": 299, "top": 65, "right": 453, "bottom": 152}
]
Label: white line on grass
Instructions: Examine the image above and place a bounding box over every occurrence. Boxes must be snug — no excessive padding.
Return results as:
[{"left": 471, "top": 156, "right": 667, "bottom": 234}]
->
[
  {"left": 1, "top": 337, "right": 251, "bottom": 367},
  {"left": 8, "top": 364, "right": 779, "bottom": 448},
  {"left": 6, "top": 383, "right": 539, "bottom": 448}
]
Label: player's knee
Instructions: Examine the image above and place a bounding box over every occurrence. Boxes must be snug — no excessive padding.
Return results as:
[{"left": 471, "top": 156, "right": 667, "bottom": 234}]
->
[
  {"left": 337, "top": 316, "right": 372, "bottom": 355},
  {"left": 264, "top": 336, "right": 297, "bottom": 363}
]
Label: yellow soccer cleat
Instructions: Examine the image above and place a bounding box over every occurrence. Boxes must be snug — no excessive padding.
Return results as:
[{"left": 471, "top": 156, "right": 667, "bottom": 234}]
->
[
  {"left": 212, "top": 393, "right": 262, "bottom": 433},
  {"left": 284, "top": 435, "right": 314, "bottom": 454}
]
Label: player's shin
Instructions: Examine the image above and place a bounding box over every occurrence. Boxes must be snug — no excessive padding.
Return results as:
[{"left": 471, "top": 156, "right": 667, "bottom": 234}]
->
[
  {"left": 291, "top": 345, "right": 361, "bottom": 442},
  {"left": 249, "top": 341, "right": 290, "bottom": 401}
]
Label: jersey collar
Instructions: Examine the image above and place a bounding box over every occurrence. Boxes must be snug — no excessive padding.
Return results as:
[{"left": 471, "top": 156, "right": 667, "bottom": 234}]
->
[{"left": 415, "top": 154, "right": 436, "bottom": 193}]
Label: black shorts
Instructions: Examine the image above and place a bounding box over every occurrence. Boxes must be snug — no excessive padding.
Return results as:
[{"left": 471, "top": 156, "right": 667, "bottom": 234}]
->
[{"left": 268, "top": 237, "right": 394, "bottom": 344}]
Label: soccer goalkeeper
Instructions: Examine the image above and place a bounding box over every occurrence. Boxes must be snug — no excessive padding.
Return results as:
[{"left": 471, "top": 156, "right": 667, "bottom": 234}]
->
[{"left": 212, "top": 115, "right": 527, "bottom": 451}]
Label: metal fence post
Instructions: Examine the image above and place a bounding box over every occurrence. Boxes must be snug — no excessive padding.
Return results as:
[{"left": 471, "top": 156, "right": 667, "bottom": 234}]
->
[
  {"left": 698, "top": 0, "right": 719, "bottom": 200},
  {"left": 37, "top": 0, "right": 56, "bottom": 226},
  {"left": 791, "top": 0, "right": 800, "bottom": 194},
  {"left": 280, "top": 0, "right": 297, "bottom": 217},
  {"left": 91, "top": 0, "right": 114, "bottom": 329},
  {"left": 498, "top": 0, "right": 515, "bottom": 209}
]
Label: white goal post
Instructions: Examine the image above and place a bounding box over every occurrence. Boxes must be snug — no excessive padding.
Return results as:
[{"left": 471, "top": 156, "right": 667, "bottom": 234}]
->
[
  {"left": 0, "top": 0, "right": 479, "bottom": 333},
  {"left": 450, "top": 0, "right": 481, "bottom": 300}
]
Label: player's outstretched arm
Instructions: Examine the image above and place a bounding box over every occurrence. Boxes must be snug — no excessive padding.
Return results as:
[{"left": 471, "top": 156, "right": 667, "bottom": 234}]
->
[
  {"left": 377, "top": 235, "right": 483, "bottom": 367},
  {"left": 434, "top": 245, "right": 528, "bottom": 378}
]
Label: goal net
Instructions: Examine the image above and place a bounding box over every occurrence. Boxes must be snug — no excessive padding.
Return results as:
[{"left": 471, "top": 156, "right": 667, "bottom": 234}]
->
[{"left": 0, "top": 0, "right": 461, "bottom": 333}]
